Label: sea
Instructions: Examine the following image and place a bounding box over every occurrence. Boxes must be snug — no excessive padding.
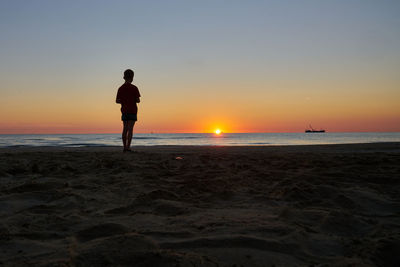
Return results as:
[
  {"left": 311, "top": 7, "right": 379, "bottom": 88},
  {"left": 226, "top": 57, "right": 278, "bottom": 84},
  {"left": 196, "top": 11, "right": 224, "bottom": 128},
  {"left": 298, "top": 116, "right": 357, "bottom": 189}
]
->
[{"left": 0, "top": 132, "right": 399, "bottom": 147}]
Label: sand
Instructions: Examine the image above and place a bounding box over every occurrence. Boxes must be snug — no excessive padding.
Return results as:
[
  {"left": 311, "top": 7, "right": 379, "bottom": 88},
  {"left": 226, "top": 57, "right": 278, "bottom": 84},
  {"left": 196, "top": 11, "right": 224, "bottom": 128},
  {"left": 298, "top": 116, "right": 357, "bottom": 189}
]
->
[{"left": 0, "top": 143, "right": 399, "bottom": 266}]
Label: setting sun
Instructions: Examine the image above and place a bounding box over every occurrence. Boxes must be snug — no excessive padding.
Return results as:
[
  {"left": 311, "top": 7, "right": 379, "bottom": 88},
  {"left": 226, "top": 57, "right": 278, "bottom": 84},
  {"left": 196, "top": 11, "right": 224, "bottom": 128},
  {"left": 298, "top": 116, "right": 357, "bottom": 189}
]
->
[{"left": 215, "top": 129, "right": 222, "bottom": 135}]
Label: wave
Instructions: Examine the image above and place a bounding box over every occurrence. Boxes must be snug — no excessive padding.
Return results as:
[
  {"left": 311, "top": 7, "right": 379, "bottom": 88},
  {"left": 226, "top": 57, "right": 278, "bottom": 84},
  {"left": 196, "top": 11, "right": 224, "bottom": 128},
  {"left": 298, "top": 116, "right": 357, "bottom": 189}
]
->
[
  {"left": 63, "top": 143, "right": 113, "bottom": 147},
  {"left": 2, "top": 143, "right": 115, "bottom": 148},
  {"left": 249, "top": 142, "right": 271, "bottom": 145}
]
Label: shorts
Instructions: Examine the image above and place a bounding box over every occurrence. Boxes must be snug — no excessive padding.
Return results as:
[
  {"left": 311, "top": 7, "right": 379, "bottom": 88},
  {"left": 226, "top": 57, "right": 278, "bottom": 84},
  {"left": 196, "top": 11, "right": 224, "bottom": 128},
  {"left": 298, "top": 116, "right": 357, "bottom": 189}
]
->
[{"left": 121, "top": 113, "right": 137, "bottom": 121}]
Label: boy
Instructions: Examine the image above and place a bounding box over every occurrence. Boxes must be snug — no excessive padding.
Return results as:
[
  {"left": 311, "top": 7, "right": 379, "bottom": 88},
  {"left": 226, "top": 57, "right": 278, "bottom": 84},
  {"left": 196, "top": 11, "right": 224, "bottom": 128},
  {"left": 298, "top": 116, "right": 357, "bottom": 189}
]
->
[{"left": 116, "top": 69, "right": 141, "bottom": 152}]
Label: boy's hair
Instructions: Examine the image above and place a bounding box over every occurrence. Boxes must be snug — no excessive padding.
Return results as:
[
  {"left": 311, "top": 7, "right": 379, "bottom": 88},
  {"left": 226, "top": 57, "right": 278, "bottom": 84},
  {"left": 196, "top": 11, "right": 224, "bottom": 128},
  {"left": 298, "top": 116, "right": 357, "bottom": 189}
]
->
[{"left": 123, "top": 69, "right": 134, "bottom": 80}]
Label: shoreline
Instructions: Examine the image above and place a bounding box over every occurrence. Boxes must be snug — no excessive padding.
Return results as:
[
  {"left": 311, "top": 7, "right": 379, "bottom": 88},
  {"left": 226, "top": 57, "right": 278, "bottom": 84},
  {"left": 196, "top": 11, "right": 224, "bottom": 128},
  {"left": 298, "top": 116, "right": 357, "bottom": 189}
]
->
[{"left": 1, "top": 141, "right": 400, "bottom": 153}]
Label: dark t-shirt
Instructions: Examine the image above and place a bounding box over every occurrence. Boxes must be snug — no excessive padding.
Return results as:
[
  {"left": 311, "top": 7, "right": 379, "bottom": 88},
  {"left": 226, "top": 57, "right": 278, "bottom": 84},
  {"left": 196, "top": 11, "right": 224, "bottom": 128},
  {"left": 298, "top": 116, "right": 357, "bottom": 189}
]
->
[{"left": 116, "top": 83, "right": 140, "bottom": 114}]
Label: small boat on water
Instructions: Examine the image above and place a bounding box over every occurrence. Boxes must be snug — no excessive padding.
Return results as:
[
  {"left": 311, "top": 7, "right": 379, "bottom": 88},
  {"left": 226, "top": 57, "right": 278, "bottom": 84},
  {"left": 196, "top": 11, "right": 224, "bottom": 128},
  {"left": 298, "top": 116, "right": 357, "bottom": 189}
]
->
[{"left": 305, "top": 125, "right": 325, "bottom": 133}]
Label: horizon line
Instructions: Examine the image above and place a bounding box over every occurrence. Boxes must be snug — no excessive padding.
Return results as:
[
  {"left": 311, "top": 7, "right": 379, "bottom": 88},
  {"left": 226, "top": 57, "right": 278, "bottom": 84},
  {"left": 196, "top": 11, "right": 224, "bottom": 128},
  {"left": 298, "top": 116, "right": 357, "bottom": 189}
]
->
[{"left": 1, "top": 131, "right": 400, "bottom": 135}]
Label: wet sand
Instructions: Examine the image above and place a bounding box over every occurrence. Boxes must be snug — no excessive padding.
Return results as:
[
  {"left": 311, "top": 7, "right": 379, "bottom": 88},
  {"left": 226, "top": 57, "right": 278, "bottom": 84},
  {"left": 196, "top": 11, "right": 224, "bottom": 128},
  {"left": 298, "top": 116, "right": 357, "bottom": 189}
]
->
[{"left": 1, "top": 143, "right": 400, "bottom": 266}]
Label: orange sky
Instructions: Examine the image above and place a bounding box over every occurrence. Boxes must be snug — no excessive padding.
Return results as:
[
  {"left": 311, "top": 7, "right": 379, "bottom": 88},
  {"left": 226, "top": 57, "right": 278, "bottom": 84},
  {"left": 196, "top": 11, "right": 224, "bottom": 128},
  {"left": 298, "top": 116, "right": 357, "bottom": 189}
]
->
[{"left": 1, "top": 75, "right": 399, "bottom": 134}]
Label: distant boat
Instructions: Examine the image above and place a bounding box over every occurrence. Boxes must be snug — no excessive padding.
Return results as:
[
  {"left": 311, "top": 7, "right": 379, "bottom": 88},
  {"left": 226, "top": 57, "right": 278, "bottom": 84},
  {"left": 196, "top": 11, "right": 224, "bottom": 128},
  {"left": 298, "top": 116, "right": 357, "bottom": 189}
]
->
[{"left": 305, "top": 125, "right": 325, "bottom": 133}]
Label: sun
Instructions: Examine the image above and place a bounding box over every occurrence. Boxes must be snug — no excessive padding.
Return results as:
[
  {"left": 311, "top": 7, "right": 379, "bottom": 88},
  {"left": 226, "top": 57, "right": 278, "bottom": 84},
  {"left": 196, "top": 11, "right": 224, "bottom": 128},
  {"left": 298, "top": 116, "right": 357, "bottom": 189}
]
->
[{"left": 215, "top": 129, "right": 222, "bottom": 135}]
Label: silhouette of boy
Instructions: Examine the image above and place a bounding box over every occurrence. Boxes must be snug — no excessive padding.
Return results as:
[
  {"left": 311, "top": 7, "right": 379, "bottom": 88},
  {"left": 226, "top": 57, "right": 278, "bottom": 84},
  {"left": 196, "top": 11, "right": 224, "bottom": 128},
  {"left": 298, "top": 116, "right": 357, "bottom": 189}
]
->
[{"left": 116, "top": 69, "right": 141, "bottom": 152}]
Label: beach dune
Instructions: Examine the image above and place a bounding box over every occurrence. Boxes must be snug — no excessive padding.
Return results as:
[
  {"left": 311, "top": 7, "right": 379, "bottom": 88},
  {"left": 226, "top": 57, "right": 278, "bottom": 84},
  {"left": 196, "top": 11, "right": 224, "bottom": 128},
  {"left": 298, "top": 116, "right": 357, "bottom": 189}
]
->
[{"left": 1, "top": 143, "right": 399, "bottom": 266}]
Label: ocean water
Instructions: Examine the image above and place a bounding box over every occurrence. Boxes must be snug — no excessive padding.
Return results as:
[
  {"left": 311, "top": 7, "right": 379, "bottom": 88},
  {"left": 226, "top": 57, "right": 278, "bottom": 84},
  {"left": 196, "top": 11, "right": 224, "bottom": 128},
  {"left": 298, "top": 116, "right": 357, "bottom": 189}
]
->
[{"left": 0, "top": 132, "right": 399, "bottom": 147}]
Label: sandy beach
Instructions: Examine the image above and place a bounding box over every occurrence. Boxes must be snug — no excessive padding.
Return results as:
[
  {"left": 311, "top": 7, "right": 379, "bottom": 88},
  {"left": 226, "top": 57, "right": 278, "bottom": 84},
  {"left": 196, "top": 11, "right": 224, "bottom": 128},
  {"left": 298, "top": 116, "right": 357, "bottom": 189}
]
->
[{"left": 0, "top": 143, "right": 399, "bottom": 266}]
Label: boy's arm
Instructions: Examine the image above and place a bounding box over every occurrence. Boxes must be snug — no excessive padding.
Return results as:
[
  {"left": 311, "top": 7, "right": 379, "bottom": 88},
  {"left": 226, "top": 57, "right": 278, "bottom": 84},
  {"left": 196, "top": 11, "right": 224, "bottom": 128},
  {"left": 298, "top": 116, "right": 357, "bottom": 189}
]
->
[
  {"left": 116, "top": 89, "right": 121, "bottom": 103},
  {"left": 136, "top": 88, "right": 141, "bottom": 103}
]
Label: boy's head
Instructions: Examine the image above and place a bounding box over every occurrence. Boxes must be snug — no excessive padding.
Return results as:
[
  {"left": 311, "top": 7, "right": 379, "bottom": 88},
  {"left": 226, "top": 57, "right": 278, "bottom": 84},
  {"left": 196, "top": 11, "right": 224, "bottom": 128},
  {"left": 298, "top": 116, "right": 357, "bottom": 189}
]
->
[{"left": 123, "top": 69, "right": 134, "bottom": 82}]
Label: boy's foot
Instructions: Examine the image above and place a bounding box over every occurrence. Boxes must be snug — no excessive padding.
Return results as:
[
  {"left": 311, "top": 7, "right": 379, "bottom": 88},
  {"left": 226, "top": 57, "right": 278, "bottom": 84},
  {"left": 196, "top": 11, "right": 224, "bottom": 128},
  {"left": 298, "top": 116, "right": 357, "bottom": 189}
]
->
[{"left": 123, "top": 148, "right": 132, "bottom": 152}]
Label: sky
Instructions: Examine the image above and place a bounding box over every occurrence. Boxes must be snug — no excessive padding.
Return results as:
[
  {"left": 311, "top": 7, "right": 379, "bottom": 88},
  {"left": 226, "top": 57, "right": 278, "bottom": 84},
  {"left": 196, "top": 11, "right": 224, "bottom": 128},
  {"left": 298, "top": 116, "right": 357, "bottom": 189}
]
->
[{"left": 0, "top": 0, "right": 399, "bottom": 133}]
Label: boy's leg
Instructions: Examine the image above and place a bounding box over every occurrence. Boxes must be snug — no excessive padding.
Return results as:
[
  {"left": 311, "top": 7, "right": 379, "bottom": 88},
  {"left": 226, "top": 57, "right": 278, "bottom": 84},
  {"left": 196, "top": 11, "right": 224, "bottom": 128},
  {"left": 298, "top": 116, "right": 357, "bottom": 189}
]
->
[
  {"left": 122, "top": 121, "right": 128, "bottom": 149},
  {"left": 126, "top": 120, "right": 135, "bottom": 149}
]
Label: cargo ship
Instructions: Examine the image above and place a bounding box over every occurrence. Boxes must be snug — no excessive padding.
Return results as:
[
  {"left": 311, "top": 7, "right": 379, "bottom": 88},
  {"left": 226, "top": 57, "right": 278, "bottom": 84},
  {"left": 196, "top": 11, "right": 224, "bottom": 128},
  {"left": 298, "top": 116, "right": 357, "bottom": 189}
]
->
[{"left": 305, "top": 125, "right": 325, "bottom": 133}]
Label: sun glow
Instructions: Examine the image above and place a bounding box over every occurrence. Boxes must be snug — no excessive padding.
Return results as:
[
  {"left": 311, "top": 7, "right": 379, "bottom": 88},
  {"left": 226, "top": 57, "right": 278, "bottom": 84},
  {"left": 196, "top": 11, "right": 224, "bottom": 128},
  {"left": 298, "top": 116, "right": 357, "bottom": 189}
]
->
[{"left": 215, "top": 129, "right": 222, "bottom": 135}]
